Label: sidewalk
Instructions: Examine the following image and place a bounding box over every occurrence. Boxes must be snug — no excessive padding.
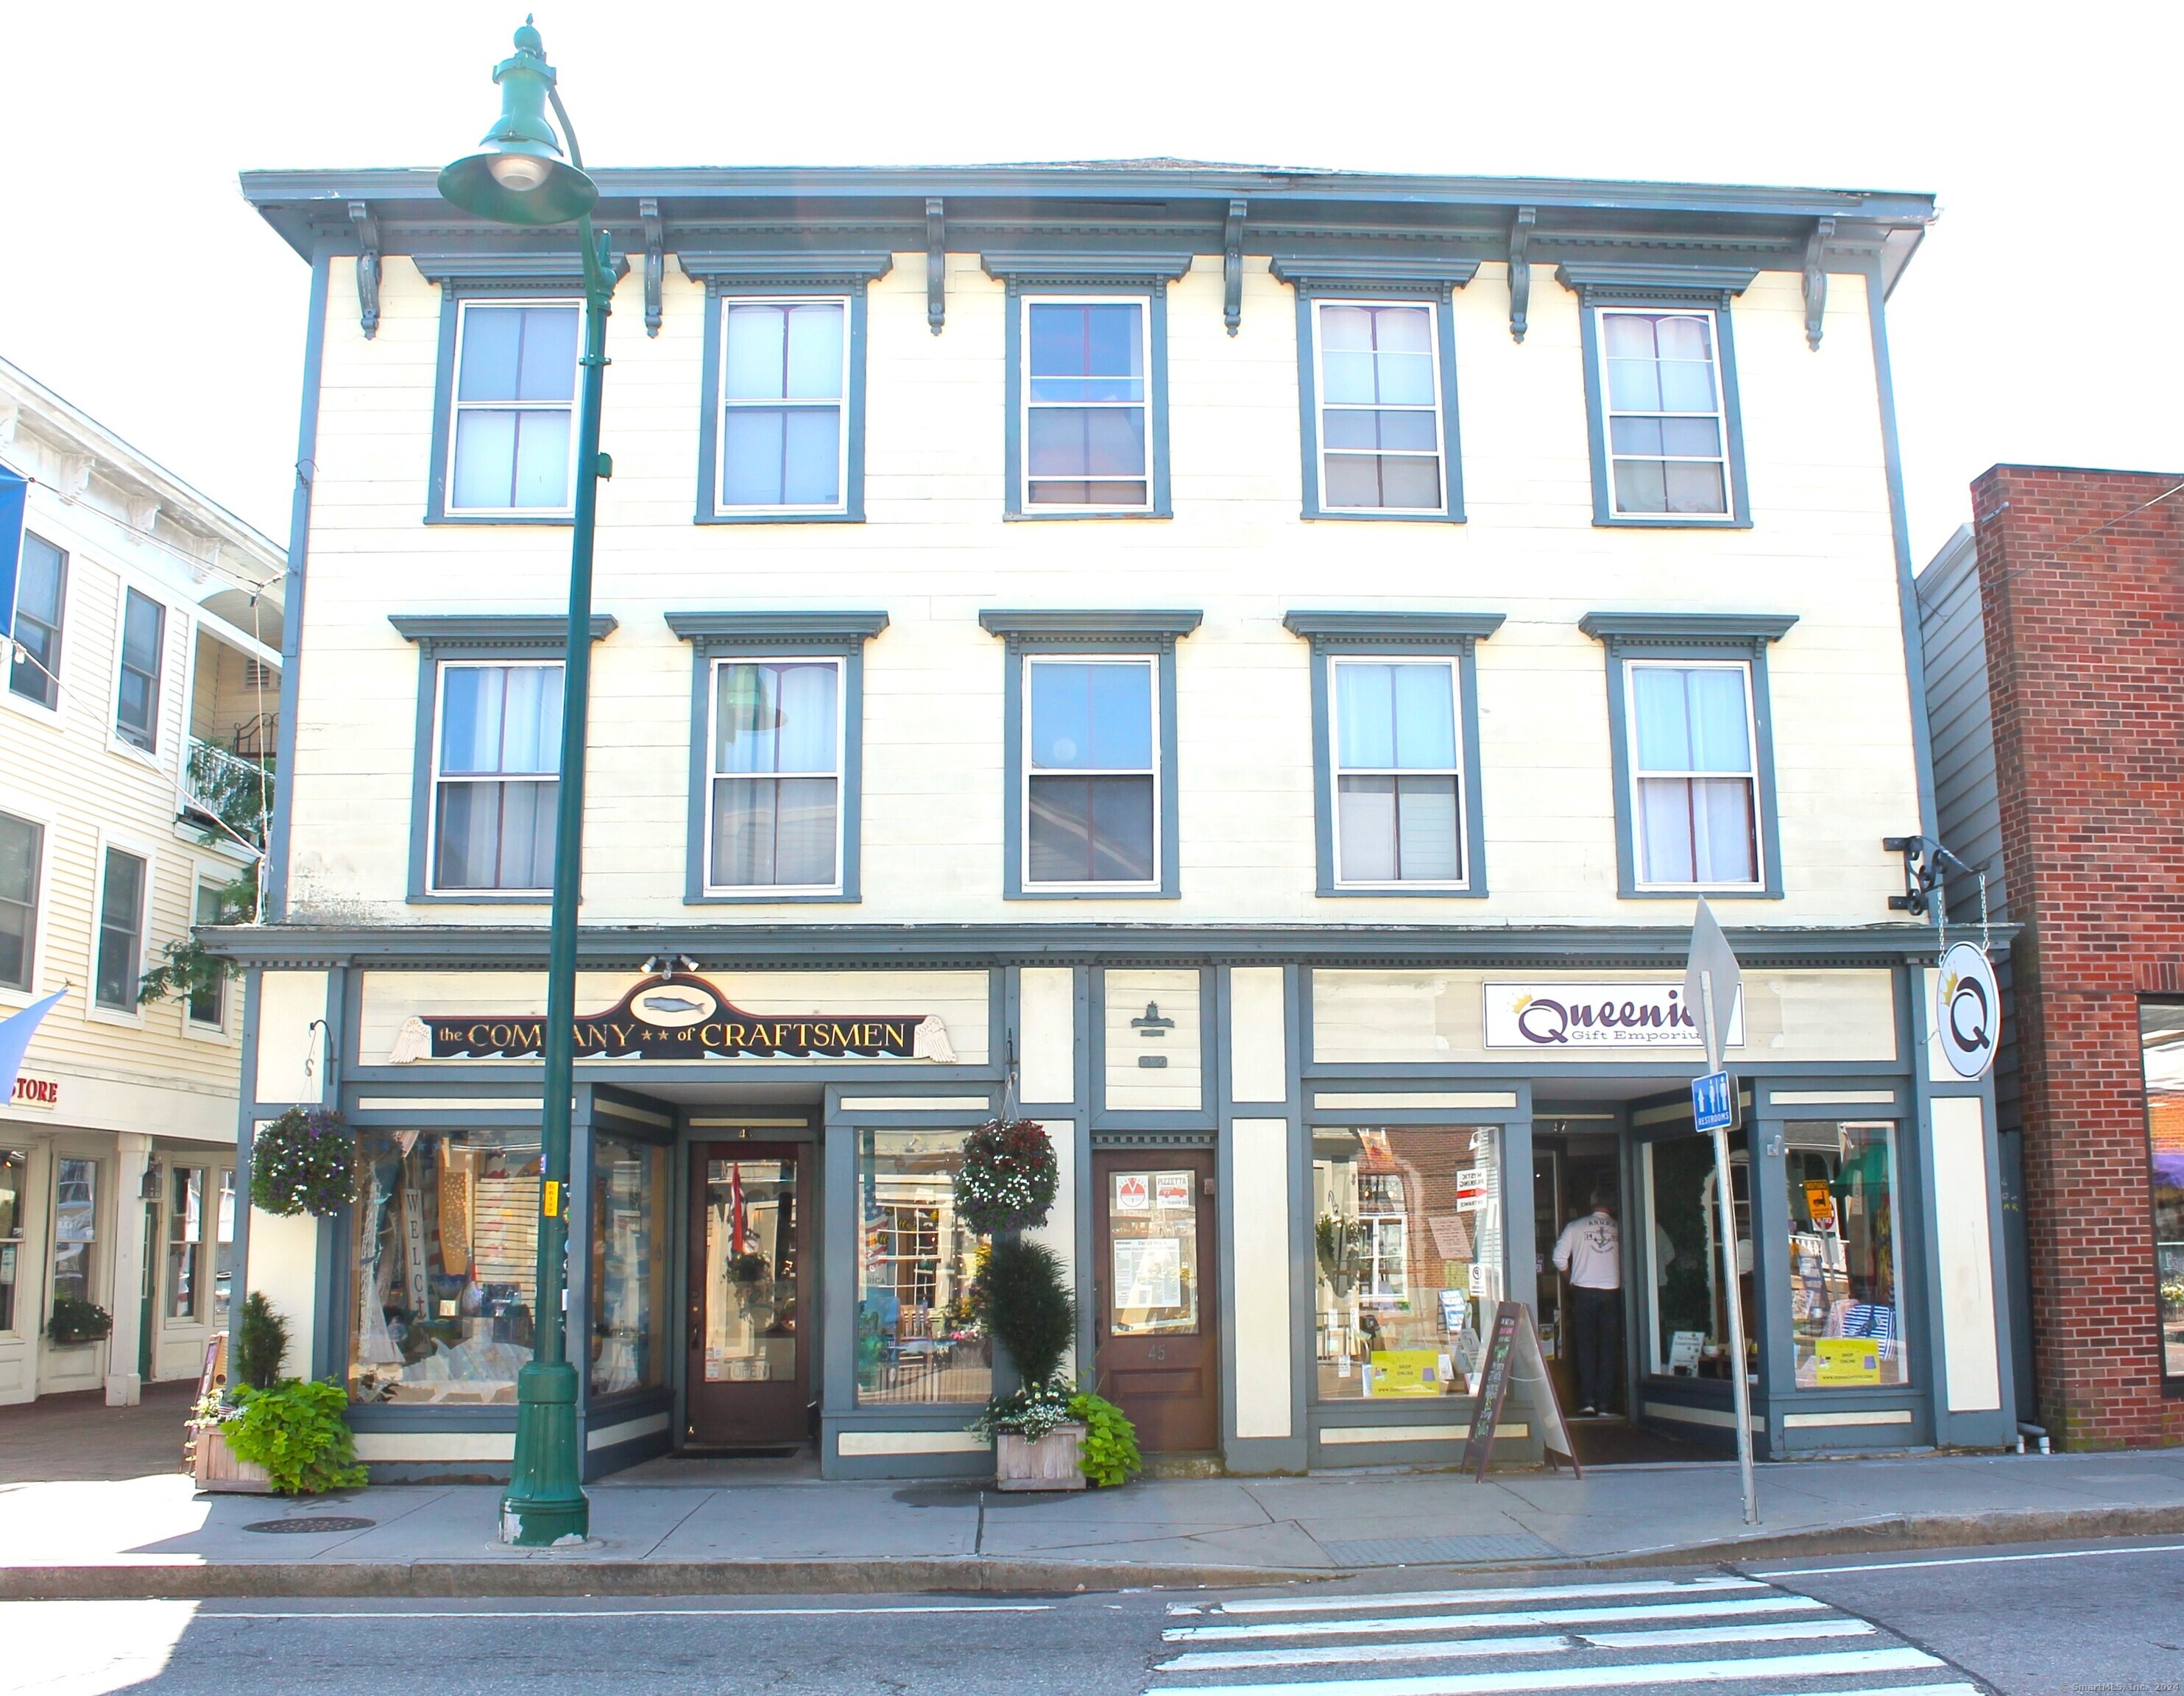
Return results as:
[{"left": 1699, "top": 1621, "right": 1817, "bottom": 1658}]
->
[{"left": 3, "top": 1449, "right": 2183, "bottom": 1597}]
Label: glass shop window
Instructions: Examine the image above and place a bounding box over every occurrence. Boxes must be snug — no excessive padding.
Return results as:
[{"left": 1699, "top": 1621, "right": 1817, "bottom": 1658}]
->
[
  {"left": 212, "top": 1169, "right": 236, "bottom": 1332},
  {"left": 0, "top": 1148, "right": 26, "bottom": 1332},
  {"left": 855, "top": 1130, "right": 989, "bottom": 1405},
  {"left": 2143, "top": 1000, "right": 2184, "bottom": 1388},
  {"left": 1312, "top": 1126, "right": 1501, "bottom": 1401},
  {"left": 167, "top": 1166, "right": 205, "bottom": 1321},
  {"left": 52, "top": 1156, "right": 96, "bottom": 1310},
  {"left": 1781, "top": 1121, "right": 1906, "bottom": 1388},
  {"left": 590, "top": 1135, "right": 670, "bottom": 1397},
  {"left": 351, "top": 1127, "right": 540, "bottom": 1404},
  {"left": 1644, "top": 1131, "right": 1753, "bottom": 1379},
  {"left": 699, "top": 1153, "right": 800, "bottom": 1390}
]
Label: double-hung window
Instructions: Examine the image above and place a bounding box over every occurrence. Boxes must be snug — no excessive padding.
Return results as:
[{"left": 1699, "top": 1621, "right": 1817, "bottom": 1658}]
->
[
  {"left": 708, "top": 659, "right": 843, "bottom": 891},
  {"left": 187, "top": 877, "right": 228, "bottom": 1028},
  {"left": 1023, "top": 300, "right": 1151, "bottom": 511},
  {"left": 8, "top": 533, "right": 66, "bottom": 708},
  {"left": 430, "top": 662, "right": 562, "bottom": 894},
  {"left": 1025, "top": 658, "right": 1158, "bottom": 888},
  {"left": 168, "top": 1166, "right": 205, "bottom": 1321},
  {"left": 0, "top": 812, "right": 43, "bottom": 992},
  {"left": 115, "top": 588, "right": 163, "bottom": 752},
  {"left": 94, "top": 845, "right": 146, "bottom": 1011},
  {"left": 1332, "top": 660, "right": 1465, "bottom": 886},
  {"left": 445, "top": 302, "right": 580, "bottom": 516},
  {"left": 1315, "top": 303, "right": 1445, "bottom": 512},
  {"left": 718, "top": 300, "right": 848, "bottom": 512},
  {"left": 1602, "top": 310, "right": 1731, "bottom": 517}
]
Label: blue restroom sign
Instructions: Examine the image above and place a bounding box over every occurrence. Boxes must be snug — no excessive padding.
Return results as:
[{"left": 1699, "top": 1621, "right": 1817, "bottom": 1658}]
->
[{"left": 1692, "top": 1069, "right": 1738, "bottom": 1134}]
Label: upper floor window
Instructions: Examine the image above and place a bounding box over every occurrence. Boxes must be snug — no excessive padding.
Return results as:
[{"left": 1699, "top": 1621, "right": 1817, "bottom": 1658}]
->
[
  {"left": 8, "top": 532, "right": 66, "bottom": 709},
  {"left": 431, "top": 662, "right": 562, "bottom": 893},
  {"left": 1597, "top": 308, "right": 1732, "bottom": 520},
  {"left": 1023, "top": 299, "right": 1153, "bottom": 512},
  {"left": 0, "top": 811, "right": 43, "bottom": 992},
  {"left": 187, "top": 876, "right": 230, "bottom": 1028},
  {"left": 708, "top": 658, "right": 843, "bottom": 892},
  {"left": 115, "top": 588, "right": 164, "bottom": 752},
  {"left": 1315, "top": 303, "right": 1446, "bottom": 513},
  {"left": 94, "top": 844, "right": 146, "bottom": 1011},
  {"left": 1332, "top": 659, "right": 1465, "bottom": 886},
  {"left": 1026, "top": 657, "right": 1159, "bottom": 890},
  {"left": 448, "top": 303, "right": 580, "bottom": 515},
  {"left": 1628, "top": 661, "right": 1761, "bottom": 888},
  {"left": 718, "top": 300, "right": 848, "bottom": 513}
]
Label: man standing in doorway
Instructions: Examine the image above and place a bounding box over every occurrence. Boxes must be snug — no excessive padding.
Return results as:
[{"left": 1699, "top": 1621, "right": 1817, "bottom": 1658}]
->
[{"left": 1553, "top": 1184, "right": 1622, "bottom": 1417}]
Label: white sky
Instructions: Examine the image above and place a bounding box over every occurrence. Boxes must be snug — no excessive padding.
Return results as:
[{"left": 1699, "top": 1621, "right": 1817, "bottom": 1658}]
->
[{"left": 4, "top": 1, "right": 2176, "bottom": 565}]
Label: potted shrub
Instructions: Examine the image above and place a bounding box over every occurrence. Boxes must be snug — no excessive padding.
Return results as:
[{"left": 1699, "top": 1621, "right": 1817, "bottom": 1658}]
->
[
  {"left": 971, "top": 1234, "right": 1084, "bottom": 1490},
  {"left": 46, "top": 1296, "right": 112, "bottom": 1347},
  {"left": 190, "top": 1294, "right": 364, "bottom": 1496}
]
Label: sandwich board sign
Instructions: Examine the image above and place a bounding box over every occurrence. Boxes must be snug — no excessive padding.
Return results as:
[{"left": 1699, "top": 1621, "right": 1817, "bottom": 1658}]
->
[{"left": 1462, "top": 1301, "right": 1580, "bottom": 1480}]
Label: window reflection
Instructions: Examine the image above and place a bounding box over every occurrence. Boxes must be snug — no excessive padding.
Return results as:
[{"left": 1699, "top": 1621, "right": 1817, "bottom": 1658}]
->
[
  {"left": 1782, "top": 1121, "right": 1906, "bottom": 1388},
  {"left": 856, "top": 1131, "right": 989, "bottom": 1404},
  {"left": 592, "top": 1136, "right": 670, "bottom": 1396},
  {"left": 2140, "top": 1001, "right": 2184, "bottom": 1385},
  {"left": 1644, "top": 1133, "right": 1752, "bottom": 1379}
]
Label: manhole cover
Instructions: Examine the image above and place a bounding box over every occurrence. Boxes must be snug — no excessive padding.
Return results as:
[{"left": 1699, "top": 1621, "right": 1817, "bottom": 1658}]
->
[{"left": 241, "top": 1516, "right": 375, "bottom": 1535}]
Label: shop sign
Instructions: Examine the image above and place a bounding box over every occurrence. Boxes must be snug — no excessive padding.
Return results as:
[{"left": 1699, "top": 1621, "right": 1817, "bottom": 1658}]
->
[
  {"left": 1454, "top": 1167, "right": 1491, "bottom": 1212},
  {"left": 7, "top": 1074, "right": 58, "bottom": 1111},
  {"left": 1814, "top": 1337, "right": 1884, "bottom": 1386},
  {"left": 1113, "top": 1174, "right": 1150, "bottom": 1212},
  {"left": 395, "top": 973, "right": 957, "bottom": 1063},
  {"left": 1482, "top": 982, "right": 1744, "bottom": 1050},
  {"left": 1365, "top": 1349, "right": 1444, "bottom": 1397},
  {"left": 1934, "top": 942, "right": 2000, "bottom": 1081}
]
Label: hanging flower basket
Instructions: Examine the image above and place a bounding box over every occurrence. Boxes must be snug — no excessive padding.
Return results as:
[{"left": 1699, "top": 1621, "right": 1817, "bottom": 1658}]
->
[
  {"left": 250, "top": 1107, "right": 358, "bottom": 1218},
  {"left": 952, "top": 1119, "right": 1059, "bottom": 1235}
]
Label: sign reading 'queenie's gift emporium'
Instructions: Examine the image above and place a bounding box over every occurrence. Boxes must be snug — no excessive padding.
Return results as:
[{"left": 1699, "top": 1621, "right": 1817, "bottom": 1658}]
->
[{"left": 1483, "top": 982, "right": 1747, "bottom": 1050}]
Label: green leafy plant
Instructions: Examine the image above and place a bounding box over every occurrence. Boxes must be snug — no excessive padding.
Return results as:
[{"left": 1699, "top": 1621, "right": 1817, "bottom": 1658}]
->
[
  {"left": 973, "top": 1236, "right": 1075, "bottom": 1385},
  {"left": 46, "top": 1296, "right": 112, "bottom": 1345},
  {"left": 234, "top": 1292, "right": 289, "bottom": 1391},
  {"left": 250, "top": 1106, "right": 357, "bottom": 1218},
  {"left": 1069, "top": 1390, "right": 1142, "bottom": 1487},
  {"left": 952, "top": 1120, "right": 1060, "bottom": 1235},
  {"left": 219, "top": 1379, "right": 368, "bottom": 1495},
  {"left": 137, "top": 865, "right": 255, "bottom": 1010}
]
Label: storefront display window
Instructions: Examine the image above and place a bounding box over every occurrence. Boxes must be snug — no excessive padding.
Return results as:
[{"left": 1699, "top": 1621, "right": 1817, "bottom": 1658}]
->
[
  {"left": 1644, "top": 1133, "right": 1752, "bottom": 1379},
  {"left": 2141, "top": 1003, "right": 2184, "bottom": 1386},
  {"left": 0, "top": 1148, "right": 24, "bottom": 1332},
  {"left": 591, "top": 1135, "right": 670, "bottom": 1396},
  {"left": 351, "top": 1128, "right": 540, "bottom": 1404},
  {"left": 1312, "top": 1126, "right": 1501, "bottom": 1400},
  {"left": 167, "top": 1167, "right": 204, "bottom": 1320},
  {"left": 52, "top": 1157, "right": 96, "bottom": 1309},
  {"left": 856, "top": 1130, "right": 989, "bottom": 1404},
  {"left": 1782, "top": 1121, "right": 1906, "bottom": 1388}
]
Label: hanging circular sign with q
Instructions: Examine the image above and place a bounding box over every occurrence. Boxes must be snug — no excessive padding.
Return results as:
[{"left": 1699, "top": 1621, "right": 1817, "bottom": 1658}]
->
[{"left": 1936, "top": 941, "right": 2001, "bottom": 1080}]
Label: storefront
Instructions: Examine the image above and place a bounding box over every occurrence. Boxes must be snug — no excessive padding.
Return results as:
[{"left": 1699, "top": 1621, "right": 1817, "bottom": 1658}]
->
[{"left": 233, "top": 933, "right": 2017, "bottom": 1481}]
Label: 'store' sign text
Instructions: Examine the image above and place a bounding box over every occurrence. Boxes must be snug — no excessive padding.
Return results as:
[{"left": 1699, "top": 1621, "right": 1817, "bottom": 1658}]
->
[{"left": 1482, "top": 981, "right": 1747, "bottom": 1050}]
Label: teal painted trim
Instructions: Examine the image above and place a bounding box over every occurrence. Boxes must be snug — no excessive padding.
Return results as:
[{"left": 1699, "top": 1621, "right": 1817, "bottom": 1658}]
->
[
  {"left": 266, "top": 242, "right": 329, "bottom": 923},
  {"left": 424, "top": 280, "right": 587, "bottom": 527},
  {"left": 411, "top": 252, "right": 607, "bottom": 291},
  {"left": 1556, "top": 261, "right": 1759, "bottom": 298},
  {"left": 690, "top": 271, "right": 880, "bottom": 526},
  {"left": 1575, "top": 293, "right": 1754, "bottom": 531},
  {"left": 1584, "top": 616, "right": 1794, "bottom": 901},
  {"left": 1863, "top": 261, "right": 1940, "bottom": 838},
  {"left": 392, "top": 614, "right": 618, "bottom": 649},
  {"left": 668, "top": 614, "right": 886, "bottom": 903},
  {"left": 979, "top": 253, "right": 1194, "bottom": 287},
  {"left": 1286, "top": 614, "right": 1502, "bottom": 899},
  {"left": 978, "top": 609, "right": 1201, "bottom": 643},
  {"left": 1279, "top": 268, "right": 1471, "bottom": 524}
]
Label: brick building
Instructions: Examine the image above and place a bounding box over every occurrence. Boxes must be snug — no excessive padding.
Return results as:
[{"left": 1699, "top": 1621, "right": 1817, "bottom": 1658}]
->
[{"left": 1920, "top": 464, "right": 2184, "bottom": 1449}]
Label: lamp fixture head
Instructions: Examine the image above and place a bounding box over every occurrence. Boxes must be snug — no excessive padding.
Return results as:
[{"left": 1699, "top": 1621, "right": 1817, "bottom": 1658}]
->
[{"left": 437, "top": 19, "right": 599, "bottom": 227}]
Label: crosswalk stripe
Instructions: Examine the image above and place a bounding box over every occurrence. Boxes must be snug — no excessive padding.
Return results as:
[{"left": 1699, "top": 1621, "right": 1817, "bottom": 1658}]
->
[
  {"left": 1165, "top": 1595, "right": 1822, "bottom": 1642},
  {"left": 1142, "top": 1644, "right": 1943, "bottom": 1696},
  {"left": 1158, "top": 1632, "right": 1572, "bottom": 1673},
  {"left": 1171, "top": 1577, "right": 1761, "bottom": 1616},
  {"left": 1577, "top": 1618, "right": 1876, "bottom": 1650}
]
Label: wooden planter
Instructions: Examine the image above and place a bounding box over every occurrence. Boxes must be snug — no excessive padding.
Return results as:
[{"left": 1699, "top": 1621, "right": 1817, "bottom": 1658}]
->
[
  {"left": 191, "top": 1422, "right": 274, "bottom": 1494},
  {"left": 994, "top": 1421, "right": 1086, "bottom": 1492}
]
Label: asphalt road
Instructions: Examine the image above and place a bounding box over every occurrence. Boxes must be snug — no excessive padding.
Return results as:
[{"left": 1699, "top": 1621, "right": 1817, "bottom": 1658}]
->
[{"left": 7, "top": 1536, "right": 2180, "bottom": 1695}]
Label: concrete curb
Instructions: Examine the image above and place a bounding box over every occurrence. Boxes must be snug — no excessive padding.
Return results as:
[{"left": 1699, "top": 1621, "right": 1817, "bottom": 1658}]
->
[{"left": 4, "top": 1503, "right": 2180, "bottom": 1598}]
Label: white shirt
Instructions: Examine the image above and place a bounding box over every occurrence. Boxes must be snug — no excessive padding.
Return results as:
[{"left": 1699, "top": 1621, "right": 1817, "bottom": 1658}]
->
[{"left": 1552, "top": 1209, "right": 1622, "bottom": 1290}]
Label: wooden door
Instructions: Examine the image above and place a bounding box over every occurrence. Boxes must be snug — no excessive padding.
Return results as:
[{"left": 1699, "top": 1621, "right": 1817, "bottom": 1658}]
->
[
  {"left": 1092, "top": 1151, "right": 1219, "bottom": 1452},
  {"left": 686, "top": 1143, "right": 810, "bottom": 1447}
]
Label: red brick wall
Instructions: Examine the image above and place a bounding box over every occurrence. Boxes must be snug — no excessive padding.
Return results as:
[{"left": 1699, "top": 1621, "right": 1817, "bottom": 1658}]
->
[{"left": 1975, "top": 464, "right": 2184, "bottom": 1448}]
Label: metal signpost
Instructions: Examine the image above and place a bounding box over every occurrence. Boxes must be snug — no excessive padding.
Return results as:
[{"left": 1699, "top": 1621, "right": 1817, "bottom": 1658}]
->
[{"left": 1685, "top": 899, "right": 1759, "bottom": 1525}]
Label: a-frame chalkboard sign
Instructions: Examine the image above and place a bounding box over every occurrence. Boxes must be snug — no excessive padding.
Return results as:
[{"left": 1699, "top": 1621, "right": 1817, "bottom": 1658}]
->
[{"left": 1461, "top": 1300, "right": 1582, "bottom": 1480}]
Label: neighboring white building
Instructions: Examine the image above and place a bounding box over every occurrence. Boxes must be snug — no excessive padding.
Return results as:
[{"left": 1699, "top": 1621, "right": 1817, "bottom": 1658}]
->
[
  {"left": 226, "top": 160, "right": 2015, "bottom": 1481},
  {"left": 0, "top": 357, "right": 285, "bottom": 1405}
]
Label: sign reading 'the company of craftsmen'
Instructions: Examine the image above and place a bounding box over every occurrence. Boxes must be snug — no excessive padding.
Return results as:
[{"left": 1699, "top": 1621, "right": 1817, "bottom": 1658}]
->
[
  {"left": 1482, "top": 982, "right": 1747, "bottom": 1050},
  {"left": 392, "top": 974, "right": 958, "bottom": 1063}
]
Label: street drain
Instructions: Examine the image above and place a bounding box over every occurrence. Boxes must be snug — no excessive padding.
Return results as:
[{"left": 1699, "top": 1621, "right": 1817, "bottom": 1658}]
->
[{"left": 241, "top": 1516, "right": 375, "bottom": 1535}]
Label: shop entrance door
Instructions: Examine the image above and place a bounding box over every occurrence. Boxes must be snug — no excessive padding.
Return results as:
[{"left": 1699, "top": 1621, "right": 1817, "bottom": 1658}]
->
[
  {"left": 1533, "top": 1127, "right": 1625, "bottom": 1417},
  {"left": 1092, "top": 1151, "right": 1218, "bottom": 1453},
  {"left": 686, "top": 1144, "right": 810, "bottom": 1448}
]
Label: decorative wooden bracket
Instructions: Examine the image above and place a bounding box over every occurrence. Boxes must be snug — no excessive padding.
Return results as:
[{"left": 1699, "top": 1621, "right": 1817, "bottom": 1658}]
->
[
  {"left": 927, "top": 198, "right": 946, "bottom": 334},
  {"left": 1804, "top": 216, "right": 1835, "bottom": 350},
  {"left": 1508, "top": 207, "right": 1535, "bottom": 342},
  {"left": 349, "top": 202, "right": 381, "bottom": 339},
  {"left": 1223, "top": 198, "right": 1248, "bottom": 335},
  {"left": 640, "top": 199, "right": 665, "bottom": 337}
]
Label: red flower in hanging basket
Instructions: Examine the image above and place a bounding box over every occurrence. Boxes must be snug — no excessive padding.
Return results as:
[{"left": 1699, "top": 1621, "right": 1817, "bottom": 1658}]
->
[{"left": 952, "top": 1118, "right": 1060, "bottom": 1235}]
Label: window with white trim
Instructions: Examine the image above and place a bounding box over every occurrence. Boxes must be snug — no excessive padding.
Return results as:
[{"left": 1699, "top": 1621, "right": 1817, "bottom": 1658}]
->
[
  {"left": 718, "top": 300, "right": 848, "bottom": 512},
  {"left": 1023, "top": 299, "right": 1151, "bottom": 511},
  {"left": 707, "top": 657, "right": 843, "bottom": 891},
  {"left": 1628, "top": 660, "right": 1761, "bottom": 887},
  {"left": 115, "top": 589, "right": 163, "bottom": 752},
  {"left": 1024, "top": 657, "right": 1157, "bottom": 887},
  {"left": 0, "top": 812, "right": 41, "bottom": 992},
  {"left": 8, "top": 532, "right": 65, "bottom": 709},
  {"left": 1315, "top": 302, "right": 1445, "bottom": 512},
  {"left": 1331, "top": 658, "right": 1464, "bottom": 886},
  {"left": 448, "top": 302, "right": 580, "bottom": 514},
  {"left": 1599, "top": 308, "right": 1731, "bottom": 517},
  {"left": 429, "top": 662, "right": 562, "bottom": 893},
  {"left": 168, "top": 1165, "right": 206, "bottom": 1321},
  {"left": 187, "top": 877, "right": 229, "bottom": 1027},
  {"left": 94, "top": 845, "right": 146, "bottom": 1010}
]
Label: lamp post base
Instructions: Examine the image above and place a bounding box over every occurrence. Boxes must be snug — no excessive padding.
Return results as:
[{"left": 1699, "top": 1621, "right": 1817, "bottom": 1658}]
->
[{"left": 499, "top": 1360, "right": 589, "bottom": 1546}]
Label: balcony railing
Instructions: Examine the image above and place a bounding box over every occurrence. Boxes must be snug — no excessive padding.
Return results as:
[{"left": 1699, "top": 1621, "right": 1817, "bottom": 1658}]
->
[{"left": 183, "top": 737, "right": 275, "bottom": 855}]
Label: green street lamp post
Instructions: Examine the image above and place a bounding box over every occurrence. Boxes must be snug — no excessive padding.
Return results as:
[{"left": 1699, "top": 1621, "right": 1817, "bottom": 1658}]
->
[{"left": 439, "top": 19, "right": 611, "bottom": 1547}]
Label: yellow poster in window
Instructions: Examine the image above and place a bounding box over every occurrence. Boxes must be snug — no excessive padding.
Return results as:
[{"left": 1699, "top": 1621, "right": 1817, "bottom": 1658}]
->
[
  {"left": 1814, "top": 1336, "right": 1882, "bottom": 1385},
  {"left": 1368, "top": 1349, "right": 1447, "bottom": 1396}
]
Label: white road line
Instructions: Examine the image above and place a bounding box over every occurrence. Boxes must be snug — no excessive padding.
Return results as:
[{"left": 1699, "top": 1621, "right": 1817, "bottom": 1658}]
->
[
  {"left": 1756, "top": 1540, "right": 2184, "bottom": 1578},
  {"left": 1142, "top": 1645, "right": 1943, "bottom": 1696},
  {"left": 1174, "top": 1577, "right": 1761, "bottom": 1616},
  {"left": 1158, "top": 1632, "right": 1571, "bottom": 1672},
  {"left": 1165, "top": 1595, "right": 1822, "bottom": 1642},
  {"left": 1578, "top": 1617, "right": 1875, "bottom": 1650},
  {"left": 187, "top": 1604, "right": 1054, "bottom": 1620}
]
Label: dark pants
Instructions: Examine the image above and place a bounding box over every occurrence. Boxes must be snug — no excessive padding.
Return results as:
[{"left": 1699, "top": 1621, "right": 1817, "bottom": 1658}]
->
[{"left": 1570, "top": 1285, "right": 1623, "bottom": 1413}]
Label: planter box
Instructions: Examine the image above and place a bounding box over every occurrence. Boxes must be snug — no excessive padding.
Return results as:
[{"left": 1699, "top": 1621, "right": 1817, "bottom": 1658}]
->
[
  {"left": 994, "top": 1421, "right": 1086, "bottom": 1492},
  {"left": 191, "top": 1423, "right": 274, "bottom": 1494}
]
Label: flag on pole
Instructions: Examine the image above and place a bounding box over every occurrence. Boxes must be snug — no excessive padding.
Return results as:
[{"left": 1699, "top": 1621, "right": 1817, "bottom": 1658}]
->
[
  {"left": 0, "top": 989, "right": 64, "bottom": 1105},
  {"left": 729, "top": 1161, "right": 747, "bottom": 1255},
  {"left": 0, "top": 461, "right": 28, "bottom": 646}
]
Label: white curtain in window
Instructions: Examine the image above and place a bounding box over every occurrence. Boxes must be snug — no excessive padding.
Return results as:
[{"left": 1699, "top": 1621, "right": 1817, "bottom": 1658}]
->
[{"left": 1633, "top": 666, "right": 1756, "bottom": 883}]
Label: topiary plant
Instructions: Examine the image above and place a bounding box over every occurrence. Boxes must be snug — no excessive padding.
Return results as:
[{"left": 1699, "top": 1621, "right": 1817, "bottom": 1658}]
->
[
  {"left": 220, "top": 1379, "right": 368, "bottom": 1495},
  {"left": 233, "top": 1292, "right": 289, "bottom": 1391},
  {"left": 1069, "top": 1389, "right": 1142, "bottom": 1487},
  {"left": 250, "top": 1107, "right": 357, "bottom": 1218},
  {"left": 973, "top": 1235, "right": 1075, "bottom": 1386}
]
